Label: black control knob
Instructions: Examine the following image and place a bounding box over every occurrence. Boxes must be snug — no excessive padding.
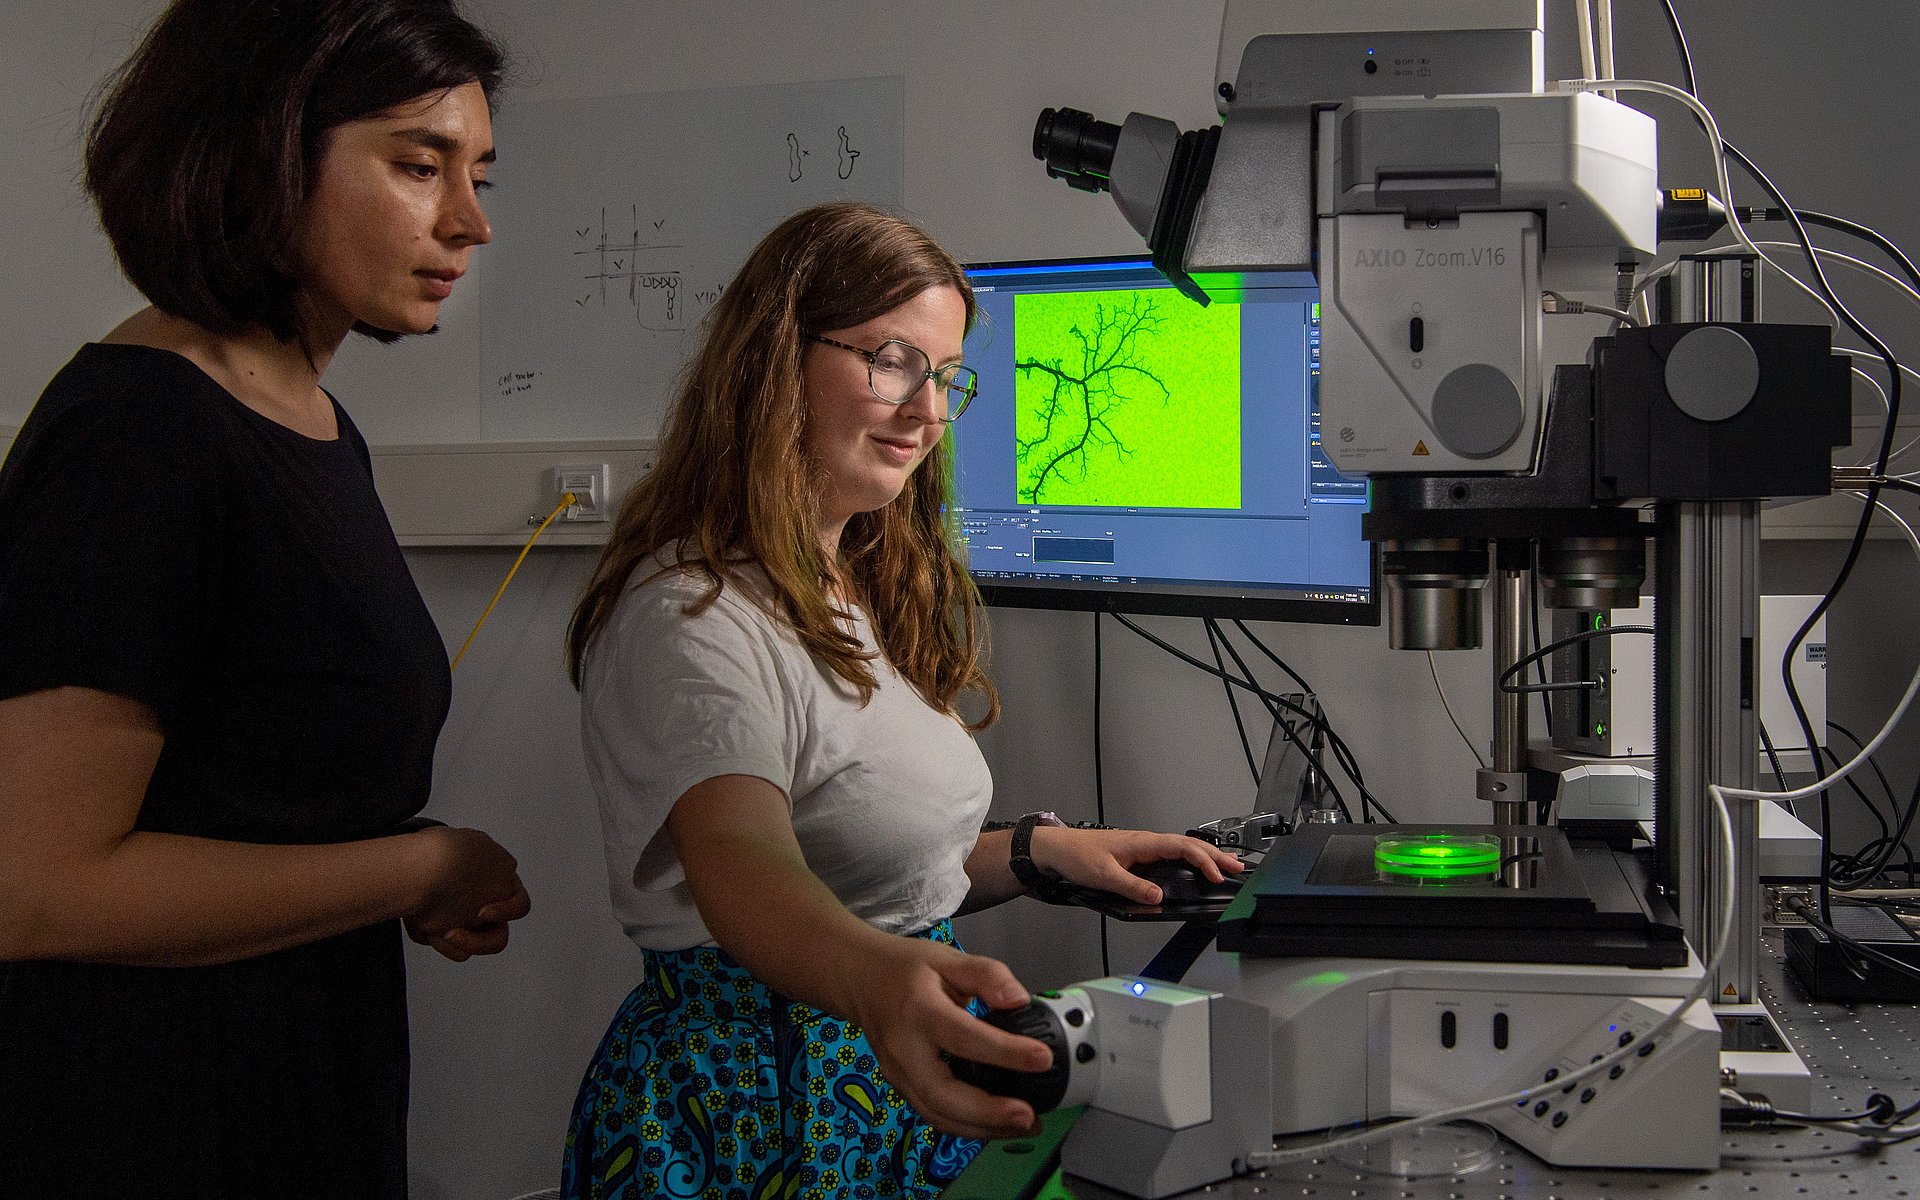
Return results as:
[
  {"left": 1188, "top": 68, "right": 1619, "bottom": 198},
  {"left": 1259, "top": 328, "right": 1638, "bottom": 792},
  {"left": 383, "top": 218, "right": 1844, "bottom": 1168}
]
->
[{"left": 947, "top": 1000, "right": 1075, "bottom": 1113}]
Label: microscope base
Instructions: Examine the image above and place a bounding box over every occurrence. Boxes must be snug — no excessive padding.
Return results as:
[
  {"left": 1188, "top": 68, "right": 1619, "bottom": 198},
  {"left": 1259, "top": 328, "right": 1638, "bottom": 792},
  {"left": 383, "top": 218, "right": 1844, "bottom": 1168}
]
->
[{"left": 1180, "top": 949, "right": 1722, "bottom": 1171}]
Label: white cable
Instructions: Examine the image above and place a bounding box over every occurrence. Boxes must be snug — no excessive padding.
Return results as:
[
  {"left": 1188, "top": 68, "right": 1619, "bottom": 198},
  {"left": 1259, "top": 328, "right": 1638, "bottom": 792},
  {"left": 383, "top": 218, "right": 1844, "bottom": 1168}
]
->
[
  {"left": 1576, "top": 0, "right": 1598, "bottom": 83},
  {"left": 1594, "top": 1, "right": 1616, "bottom": 100},
  {"left": 1828, "top": 357, "right": 1920, "bottom": 471},
  {"left": 1790, "top": 244, "right": 1920, "bottom": 310},
  {"left": 1838, "top": 349, "right": 1920, "bottom": 388},
  {"left": 1864, "top": 490, "right": 1920, "bottom": 549},
  {"left": 1543, "top": 289, "right": 1638, "bottom": 326},
  {"left": 1726, "top": 489, "right": 1920, "bottom": 816},
  {"left": 1426, "top": 651, "right": 1488, "bottom": 770},
  {"left": 1839, "top": 364, "right": 1892, "bottom": 468}
]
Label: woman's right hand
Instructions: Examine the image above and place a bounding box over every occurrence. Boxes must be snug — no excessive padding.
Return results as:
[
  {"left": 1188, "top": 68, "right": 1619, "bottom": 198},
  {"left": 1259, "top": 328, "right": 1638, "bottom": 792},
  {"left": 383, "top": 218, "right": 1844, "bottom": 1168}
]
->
[
  {"left": 405, "top": 826, "right": 531, "bottom": 960},
  {"left": 665, "top": 775, "right": 1048, "bottom": 1139},
  {"left": 847, "top": 937, "right": 1055, "bottom": 1143}
]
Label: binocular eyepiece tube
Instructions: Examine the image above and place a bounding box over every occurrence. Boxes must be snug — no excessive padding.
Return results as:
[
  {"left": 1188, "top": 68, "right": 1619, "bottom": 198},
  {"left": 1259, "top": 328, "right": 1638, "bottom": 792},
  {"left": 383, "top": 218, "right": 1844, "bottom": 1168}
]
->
[{"left": 1032, "top": 107, "right": 1123, "bottom": 195}]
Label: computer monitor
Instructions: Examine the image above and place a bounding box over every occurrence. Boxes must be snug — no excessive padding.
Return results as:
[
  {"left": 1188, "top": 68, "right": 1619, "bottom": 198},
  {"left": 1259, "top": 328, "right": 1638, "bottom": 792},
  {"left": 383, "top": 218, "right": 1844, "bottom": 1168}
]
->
[{"left": 954, "top": 256, "right": 1377, "bottom": 625}]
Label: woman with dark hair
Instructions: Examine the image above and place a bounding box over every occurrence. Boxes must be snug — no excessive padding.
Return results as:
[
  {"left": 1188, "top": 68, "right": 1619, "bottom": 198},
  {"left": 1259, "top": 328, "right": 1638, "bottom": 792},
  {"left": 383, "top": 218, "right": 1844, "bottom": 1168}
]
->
[
  {"left": 560, "top": 202, "right": 1241, "bottom": 1199},
  {"left": 0, "top": 1, "right": 529, "bottom": 1195}
]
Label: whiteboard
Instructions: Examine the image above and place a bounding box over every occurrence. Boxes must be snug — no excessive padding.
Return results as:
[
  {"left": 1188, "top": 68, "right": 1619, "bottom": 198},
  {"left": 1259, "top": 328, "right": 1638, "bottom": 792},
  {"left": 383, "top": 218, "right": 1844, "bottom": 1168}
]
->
[{"left": 477, "top": 75, "right": 905, "bottom": 440}]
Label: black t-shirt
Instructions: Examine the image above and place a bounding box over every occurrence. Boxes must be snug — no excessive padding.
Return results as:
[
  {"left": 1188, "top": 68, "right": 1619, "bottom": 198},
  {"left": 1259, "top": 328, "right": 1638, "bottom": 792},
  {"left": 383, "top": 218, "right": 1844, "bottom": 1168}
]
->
[{"left": 0, "top": 344, "right": 453, "bottom": 1198}]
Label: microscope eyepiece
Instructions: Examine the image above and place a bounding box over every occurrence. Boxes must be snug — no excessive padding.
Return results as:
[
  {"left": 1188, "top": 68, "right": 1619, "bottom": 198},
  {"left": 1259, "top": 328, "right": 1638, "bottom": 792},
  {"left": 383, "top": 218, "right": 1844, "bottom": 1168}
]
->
[{"left": 1033, "top": 107, "right": 1123, "bottom": 194}]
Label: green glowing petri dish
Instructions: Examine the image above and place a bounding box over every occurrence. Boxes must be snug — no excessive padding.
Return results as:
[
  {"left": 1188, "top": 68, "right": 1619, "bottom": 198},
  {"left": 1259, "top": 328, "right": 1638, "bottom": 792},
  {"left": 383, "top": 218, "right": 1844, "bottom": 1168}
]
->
[{"left": 1374, "top": 833, "right": 1503, "bottom": 880}]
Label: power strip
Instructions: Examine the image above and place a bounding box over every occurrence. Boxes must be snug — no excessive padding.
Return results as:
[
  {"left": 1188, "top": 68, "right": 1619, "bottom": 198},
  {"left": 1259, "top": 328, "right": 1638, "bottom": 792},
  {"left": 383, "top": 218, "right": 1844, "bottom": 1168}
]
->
[{"left": 1784, "top": 904, "right": 1920, "bottom": 1003}]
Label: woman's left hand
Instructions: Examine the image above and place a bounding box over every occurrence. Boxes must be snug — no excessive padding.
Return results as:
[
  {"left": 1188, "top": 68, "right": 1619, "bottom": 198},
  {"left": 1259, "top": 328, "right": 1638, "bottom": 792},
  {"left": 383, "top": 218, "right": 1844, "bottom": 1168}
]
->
[{"left": 1028, "top": 827, "right": 1243, "bottom": 905}]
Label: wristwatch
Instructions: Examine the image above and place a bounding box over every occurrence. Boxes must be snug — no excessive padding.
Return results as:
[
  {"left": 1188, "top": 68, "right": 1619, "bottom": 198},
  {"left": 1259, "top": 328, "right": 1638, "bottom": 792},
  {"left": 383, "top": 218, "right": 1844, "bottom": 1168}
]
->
[{"left": 1009, "top": 810, "right": 1067, "bottom": 893}]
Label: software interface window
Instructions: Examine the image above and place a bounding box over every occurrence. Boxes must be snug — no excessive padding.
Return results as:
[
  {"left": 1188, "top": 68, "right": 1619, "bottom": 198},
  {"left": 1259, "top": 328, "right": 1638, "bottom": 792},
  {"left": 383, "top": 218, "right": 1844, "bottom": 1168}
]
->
[{"left": 954, "top": 259, "right": 1371, "bottom": 615}]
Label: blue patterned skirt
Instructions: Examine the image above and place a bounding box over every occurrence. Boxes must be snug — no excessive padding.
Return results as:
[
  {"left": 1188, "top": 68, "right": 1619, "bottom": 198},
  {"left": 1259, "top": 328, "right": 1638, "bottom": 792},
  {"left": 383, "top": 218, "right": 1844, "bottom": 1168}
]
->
[{"left": 561, "top": 919, "right": 984, "bottom": 1200}]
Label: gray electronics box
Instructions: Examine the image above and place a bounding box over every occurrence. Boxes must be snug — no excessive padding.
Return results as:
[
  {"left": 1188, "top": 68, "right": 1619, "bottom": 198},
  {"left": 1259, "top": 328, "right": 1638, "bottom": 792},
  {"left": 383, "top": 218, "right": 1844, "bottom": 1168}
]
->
[
  {"left": 1549, "top": 599, "right": 1654, "bottom": 756},
  {"left": 1549, "top": 595, "right": 1825, "bottom": 759}
]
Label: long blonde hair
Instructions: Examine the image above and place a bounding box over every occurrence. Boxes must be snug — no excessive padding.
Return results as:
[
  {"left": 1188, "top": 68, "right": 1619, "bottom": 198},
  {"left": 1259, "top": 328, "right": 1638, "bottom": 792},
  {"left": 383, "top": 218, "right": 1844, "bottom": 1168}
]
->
[{"left": 566, "top": 202, "right": 999, "bottom": 729}]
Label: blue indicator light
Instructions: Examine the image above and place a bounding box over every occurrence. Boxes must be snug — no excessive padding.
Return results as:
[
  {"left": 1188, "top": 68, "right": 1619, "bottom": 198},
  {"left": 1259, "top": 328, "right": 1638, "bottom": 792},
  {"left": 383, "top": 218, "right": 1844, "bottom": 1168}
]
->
[
  {"left": 1609, "top": 1024, "right": 1619, "bottom": 1032},
  {"left": 1131, "top": 982, "right": 1147, "bottom": 997}
]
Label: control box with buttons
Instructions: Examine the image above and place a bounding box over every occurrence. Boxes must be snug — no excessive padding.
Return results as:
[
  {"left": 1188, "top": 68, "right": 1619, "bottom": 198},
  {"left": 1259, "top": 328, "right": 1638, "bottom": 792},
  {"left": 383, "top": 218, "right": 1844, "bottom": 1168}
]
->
[{"left": 1368, "top": 989, "right": 1719, "bottom": 1169}]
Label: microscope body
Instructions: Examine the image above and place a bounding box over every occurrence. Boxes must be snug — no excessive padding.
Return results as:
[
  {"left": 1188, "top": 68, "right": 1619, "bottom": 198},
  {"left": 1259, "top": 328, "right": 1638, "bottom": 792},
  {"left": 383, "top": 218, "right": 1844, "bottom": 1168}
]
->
[
  {"left": 1313, "top": 92, "right": 1655, "bottom": 477},
  {"left": 1002, "top": 3, "right": 1853, "bottom": 1195}
]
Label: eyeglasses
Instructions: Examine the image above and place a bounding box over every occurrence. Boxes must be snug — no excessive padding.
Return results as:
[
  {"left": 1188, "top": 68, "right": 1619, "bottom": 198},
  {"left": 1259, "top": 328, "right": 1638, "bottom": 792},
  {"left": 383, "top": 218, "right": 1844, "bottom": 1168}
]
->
[{"left": 813, "top": 335, "right": 978, "bottom": 422}]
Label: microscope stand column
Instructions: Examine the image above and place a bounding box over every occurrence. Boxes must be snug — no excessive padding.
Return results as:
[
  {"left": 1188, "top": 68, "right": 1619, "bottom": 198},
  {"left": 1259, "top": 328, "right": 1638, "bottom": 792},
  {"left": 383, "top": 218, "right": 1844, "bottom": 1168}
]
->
[
  {"left": 1653, "top": 252, "right": 1769, "bottom": 1005},
  {"left": 1655, "top": 499, "right": 1761, "bottom": 1001},
  {"left": 1483, "top": 542, "right": 1532, "bottom": 830}
]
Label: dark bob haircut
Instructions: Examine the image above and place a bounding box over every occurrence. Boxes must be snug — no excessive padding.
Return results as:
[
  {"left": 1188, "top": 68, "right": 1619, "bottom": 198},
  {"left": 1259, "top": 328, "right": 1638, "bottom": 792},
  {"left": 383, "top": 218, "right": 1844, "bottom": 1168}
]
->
[{"left": 85, "top": 0, "right": 506, "bottom": 347}]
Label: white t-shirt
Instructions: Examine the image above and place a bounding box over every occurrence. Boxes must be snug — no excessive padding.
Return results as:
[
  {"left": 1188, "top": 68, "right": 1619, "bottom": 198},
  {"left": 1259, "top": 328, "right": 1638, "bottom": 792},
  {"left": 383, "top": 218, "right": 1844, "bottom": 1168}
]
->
[{"left": 579, "top": 556, "right": 994, "bottom": 951}]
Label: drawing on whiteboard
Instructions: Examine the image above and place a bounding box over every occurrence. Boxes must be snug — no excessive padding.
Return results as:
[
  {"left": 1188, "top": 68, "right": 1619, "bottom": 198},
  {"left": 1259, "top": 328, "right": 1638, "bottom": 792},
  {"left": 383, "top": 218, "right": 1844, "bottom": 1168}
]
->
[
  {"left": 573, "top": 204, "right": 687, "bottom": 330},
  {"left": 788, "top": 126, "right": 863, "bottom": 183},
  {"left": 837, "top": 126, "right": 860, "bottom": 179},
  {"left": 477, "top": 76, "right": 905, "bottom": 440}
]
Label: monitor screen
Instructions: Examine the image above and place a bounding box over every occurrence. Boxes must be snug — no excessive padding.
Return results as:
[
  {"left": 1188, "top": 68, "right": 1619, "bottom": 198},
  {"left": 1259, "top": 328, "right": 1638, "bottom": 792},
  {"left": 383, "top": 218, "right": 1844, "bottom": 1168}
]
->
[{"left": 953, "top": 256, "right": 1377, "bottom": 625}]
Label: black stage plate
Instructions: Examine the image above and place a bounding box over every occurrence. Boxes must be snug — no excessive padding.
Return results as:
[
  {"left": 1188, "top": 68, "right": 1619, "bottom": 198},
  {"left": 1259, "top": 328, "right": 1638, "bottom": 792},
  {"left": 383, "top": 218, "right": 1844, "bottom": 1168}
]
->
[{"left": 1215, "top": 823, "right": 1688, "bottom": 968}]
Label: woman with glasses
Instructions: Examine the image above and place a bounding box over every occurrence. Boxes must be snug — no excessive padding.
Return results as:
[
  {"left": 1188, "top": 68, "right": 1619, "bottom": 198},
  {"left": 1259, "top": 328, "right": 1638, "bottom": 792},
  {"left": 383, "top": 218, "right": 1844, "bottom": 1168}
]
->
[{"left": 561, "top": 201, "right": 1240, "bottom": 1199}]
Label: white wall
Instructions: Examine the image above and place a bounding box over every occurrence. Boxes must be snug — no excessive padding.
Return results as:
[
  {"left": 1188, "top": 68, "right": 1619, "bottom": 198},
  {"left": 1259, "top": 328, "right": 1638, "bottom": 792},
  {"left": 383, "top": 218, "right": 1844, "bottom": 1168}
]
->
[{"left": 11, "top": 3, "right": 1920, "bottom": 1197}]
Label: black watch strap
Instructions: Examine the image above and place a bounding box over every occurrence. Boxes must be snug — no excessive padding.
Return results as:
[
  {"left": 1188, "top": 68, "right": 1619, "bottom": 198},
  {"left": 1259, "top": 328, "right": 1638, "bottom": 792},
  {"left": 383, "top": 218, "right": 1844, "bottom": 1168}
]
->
[{"left": 1010, "top": 811, "right": 1064, "bottom": 893}]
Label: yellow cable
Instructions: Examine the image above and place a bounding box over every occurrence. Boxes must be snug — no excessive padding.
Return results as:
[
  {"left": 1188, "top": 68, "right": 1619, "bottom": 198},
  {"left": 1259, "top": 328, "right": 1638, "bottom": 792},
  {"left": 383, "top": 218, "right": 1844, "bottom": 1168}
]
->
[{"left": 450, "top": 491, "right": 577, "bottom": 670}]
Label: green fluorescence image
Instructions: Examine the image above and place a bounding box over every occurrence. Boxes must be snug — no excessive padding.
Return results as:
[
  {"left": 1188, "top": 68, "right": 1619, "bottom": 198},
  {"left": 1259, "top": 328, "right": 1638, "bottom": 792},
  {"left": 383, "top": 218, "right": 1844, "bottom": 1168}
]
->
[{"left": 1013, "top": 288, "right": 1242, "bottom": 508}]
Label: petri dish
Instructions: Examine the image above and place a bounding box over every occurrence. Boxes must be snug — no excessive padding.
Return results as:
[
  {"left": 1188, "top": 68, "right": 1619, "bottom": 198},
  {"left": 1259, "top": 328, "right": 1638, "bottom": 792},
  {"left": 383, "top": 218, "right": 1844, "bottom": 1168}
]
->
[{"left": 1326, "top": 1117, "right": 1499, "bottom": 1178}]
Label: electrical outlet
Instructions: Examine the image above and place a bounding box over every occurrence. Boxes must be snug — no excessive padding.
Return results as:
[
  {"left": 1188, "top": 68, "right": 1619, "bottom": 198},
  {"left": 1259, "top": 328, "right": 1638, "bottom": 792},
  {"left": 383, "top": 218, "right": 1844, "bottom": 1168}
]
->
[{"left": 553, "top": 463, "right": 611, "bottom": 522}]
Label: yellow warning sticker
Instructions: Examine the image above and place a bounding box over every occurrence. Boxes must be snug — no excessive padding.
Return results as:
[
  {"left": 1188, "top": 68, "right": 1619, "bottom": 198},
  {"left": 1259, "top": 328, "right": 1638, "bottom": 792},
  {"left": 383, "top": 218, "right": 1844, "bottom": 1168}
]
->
[
  {"left": 1412, "top": 441, "right": 1431, "bottom": 456},
  {"left": 1723, "top": 983, "right": 1738, "bottom": 997},
  {"left": 1671, "top": 187, "right": 1707, "bottom": 200}
]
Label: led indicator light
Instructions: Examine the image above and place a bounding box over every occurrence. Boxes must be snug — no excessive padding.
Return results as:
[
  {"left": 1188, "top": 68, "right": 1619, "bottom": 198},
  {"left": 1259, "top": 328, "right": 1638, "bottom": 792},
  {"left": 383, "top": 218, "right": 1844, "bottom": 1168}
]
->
[{"left": 1130, "top": 981, "right": 1147, "bottom": 997}]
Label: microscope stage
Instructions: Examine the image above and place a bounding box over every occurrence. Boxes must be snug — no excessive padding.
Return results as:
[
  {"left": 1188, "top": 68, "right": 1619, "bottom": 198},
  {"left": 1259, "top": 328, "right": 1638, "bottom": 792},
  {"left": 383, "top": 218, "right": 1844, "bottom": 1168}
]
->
[{"left": 1216, "top": 823, "right": 1688, "bottom": 967}]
